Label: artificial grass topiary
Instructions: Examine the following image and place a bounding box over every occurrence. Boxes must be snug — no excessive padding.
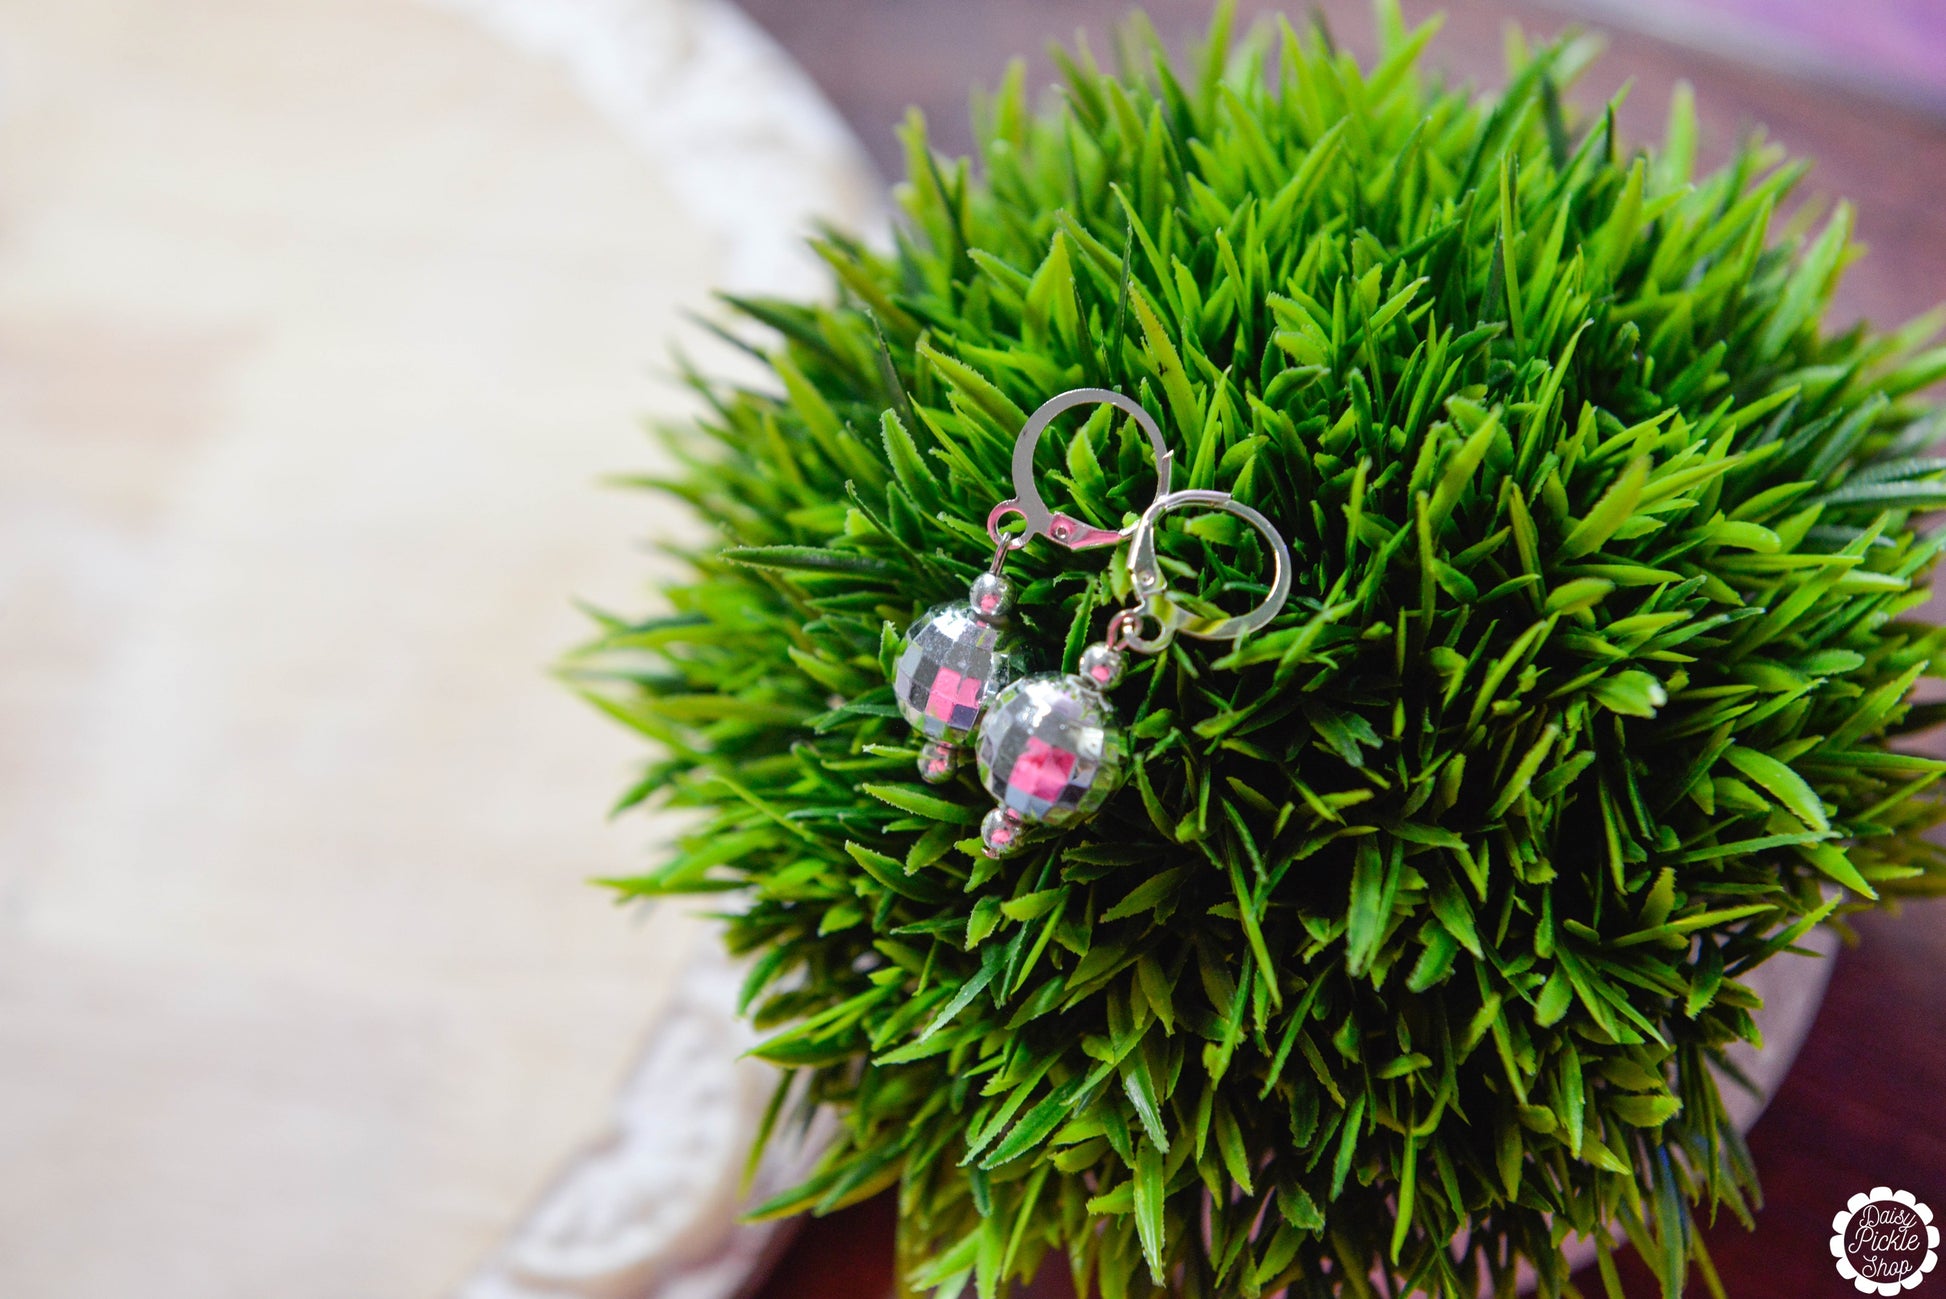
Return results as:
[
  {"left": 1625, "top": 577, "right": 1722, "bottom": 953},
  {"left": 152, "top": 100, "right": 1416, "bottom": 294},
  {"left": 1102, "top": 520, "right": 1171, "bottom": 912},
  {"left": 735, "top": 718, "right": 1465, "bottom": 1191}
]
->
[{"left": 569, "top": 4, "right": 1946, "bottom": 1296}]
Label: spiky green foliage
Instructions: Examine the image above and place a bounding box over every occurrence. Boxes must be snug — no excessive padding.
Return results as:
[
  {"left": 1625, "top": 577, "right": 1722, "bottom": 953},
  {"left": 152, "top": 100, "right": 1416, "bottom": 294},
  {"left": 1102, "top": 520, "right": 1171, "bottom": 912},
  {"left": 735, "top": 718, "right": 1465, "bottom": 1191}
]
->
[{"left": 569, "top": 6, "right": 1946, "bottom": 1297}]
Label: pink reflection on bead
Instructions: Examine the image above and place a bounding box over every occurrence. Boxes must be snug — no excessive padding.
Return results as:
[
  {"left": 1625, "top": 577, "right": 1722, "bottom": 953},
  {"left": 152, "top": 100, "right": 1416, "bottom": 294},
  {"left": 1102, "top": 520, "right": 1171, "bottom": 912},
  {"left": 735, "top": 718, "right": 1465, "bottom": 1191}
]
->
[
  {"left": 1008, "top": 736, "right": 1077, "bottom": 802},
  {"left": 916, "top": 739, "right": 958, "bottom": 784},
  {"left": 923, "top": 667, "right": 980, "bottom": 723},
  {"left": 981, "top": 806, "right": 1026, "bottom": 858},
  {"left": 1080, "top": 644, "right": 1124, "bottom": 689}
]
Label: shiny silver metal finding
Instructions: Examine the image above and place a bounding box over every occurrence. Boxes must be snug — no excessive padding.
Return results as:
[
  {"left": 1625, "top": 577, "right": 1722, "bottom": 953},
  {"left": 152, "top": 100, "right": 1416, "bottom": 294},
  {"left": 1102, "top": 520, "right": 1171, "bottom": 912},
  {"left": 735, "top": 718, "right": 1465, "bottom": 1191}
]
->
[
  {"left": 1115, "top": 488, "right": 1293, "bottom": 654},
  {"left": 985, "top": 388, "right": 1174, "bottom": 554}
]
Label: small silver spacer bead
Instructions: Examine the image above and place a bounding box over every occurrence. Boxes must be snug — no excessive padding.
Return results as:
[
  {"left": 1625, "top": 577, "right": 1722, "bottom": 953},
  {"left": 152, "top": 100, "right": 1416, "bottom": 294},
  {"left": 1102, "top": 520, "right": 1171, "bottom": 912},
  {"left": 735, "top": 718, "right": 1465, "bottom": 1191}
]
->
[
  {"left": 1078, "top": 643, "right": 1126, "bottom": 691},
  {"left": 916, "top": 739, "right": 960, "bottom": 784},
  {"left": 980, "top": 806, "right": 1027, "bottom": 858},
  {"left": 968, "top": 571, "right": 1014, "bottom": 621}
]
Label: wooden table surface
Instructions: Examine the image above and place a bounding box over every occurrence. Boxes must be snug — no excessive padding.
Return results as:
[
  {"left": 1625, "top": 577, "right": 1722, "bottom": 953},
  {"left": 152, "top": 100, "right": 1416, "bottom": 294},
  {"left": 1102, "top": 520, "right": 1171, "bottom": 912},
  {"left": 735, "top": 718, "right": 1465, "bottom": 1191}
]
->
[{"left": 729, "top": 2, "right": 1946, "bottom": 1294}]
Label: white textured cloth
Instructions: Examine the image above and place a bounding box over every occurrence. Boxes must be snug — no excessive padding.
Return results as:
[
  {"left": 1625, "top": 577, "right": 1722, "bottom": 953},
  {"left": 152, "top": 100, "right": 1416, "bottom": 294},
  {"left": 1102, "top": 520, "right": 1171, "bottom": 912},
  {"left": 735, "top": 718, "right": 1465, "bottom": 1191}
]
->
[{"left": 0, "top": 1, "right": 875, "bottom": 1296}]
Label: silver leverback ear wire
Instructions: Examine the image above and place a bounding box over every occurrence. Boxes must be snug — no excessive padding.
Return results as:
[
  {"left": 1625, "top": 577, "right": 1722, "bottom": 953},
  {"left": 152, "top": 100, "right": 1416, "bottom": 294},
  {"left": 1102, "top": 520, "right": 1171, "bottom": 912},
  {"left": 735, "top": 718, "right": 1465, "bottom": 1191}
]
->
[
  {"left": 1108, "top": 488, "right": 1293, "bottom": 655},
  {"left": 984, "top": 388, "right": 1175, "bottom": 556}
]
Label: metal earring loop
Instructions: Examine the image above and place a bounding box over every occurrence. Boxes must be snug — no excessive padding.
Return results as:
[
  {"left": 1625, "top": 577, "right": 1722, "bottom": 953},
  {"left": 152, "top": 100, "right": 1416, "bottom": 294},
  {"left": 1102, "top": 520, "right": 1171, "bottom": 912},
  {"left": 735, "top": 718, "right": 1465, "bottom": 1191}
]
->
[
  {"left": 1118, "top": 488, "right": 1292, "bottom": 655},
  {"left": 985, "top": 388, "right": 1175, "bottom": 553}
]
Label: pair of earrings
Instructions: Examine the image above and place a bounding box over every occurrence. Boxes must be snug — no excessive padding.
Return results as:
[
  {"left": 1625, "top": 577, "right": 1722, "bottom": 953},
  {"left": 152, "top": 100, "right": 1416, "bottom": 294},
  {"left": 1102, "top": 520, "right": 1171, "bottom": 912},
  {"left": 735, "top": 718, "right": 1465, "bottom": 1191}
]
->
[{"left": 891, "top": 389, "right": 1292, "bottom": 858}]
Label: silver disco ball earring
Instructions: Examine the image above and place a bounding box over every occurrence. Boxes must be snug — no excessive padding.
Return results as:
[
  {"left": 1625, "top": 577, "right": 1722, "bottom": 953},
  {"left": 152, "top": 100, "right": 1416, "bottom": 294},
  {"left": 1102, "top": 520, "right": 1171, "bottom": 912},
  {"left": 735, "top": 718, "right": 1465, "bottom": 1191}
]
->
[
  {"left": 893, "top": 573, "right": 1026, "bottom": 782},
  {"left": 890, "top": 389, "right": 1174, "bottom": 782},
  {"left": 975, "top": 488, "right": 1292, "bottom": 857},
  {"left": 972, "top": 655, "right": 1129, "bottom": 855}
]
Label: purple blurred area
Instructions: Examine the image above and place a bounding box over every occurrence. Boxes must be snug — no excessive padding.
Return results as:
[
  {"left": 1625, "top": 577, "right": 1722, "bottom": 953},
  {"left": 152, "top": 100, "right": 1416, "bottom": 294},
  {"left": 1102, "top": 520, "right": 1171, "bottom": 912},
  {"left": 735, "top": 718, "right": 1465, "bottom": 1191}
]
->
[{"left": 1573, "top": 0, "right": 1946, "bottom": 108}]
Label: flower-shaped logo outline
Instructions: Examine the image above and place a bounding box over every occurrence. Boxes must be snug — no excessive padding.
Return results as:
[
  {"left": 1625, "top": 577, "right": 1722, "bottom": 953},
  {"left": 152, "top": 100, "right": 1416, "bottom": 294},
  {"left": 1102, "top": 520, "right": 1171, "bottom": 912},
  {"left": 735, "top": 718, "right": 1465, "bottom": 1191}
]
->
[{"left": 1832, "top": 1187, "right": 1940, "bottom": 1294}]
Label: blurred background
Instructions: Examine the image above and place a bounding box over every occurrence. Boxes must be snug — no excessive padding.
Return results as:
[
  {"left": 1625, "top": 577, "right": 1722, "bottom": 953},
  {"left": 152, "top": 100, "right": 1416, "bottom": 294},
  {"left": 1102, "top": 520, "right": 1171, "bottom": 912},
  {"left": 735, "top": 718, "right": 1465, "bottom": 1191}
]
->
[{"left": 0, "top": 2, "right": 1939, "bottom": 1298}]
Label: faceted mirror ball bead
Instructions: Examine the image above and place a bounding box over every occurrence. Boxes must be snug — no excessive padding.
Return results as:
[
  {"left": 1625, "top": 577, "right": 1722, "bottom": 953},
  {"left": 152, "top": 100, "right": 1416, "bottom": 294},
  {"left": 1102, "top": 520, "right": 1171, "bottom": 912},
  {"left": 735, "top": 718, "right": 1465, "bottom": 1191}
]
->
[
  {"left": 976, "top": 675, "right": 1129, "bottom": 830},
  {"left": 892, "top": 601, "right": 1026, "bottom": 748}
]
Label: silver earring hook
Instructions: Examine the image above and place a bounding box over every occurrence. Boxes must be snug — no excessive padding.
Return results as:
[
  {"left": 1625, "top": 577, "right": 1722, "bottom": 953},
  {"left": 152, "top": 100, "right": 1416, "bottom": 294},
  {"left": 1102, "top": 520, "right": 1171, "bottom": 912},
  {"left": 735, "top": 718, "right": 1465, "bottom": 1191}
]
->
[
  {"left": 985, "top": 388, "right": 1175, "bottom": 554},
  {"left": 1111, "top": 488, "right": 1292, "bottom": 655}
]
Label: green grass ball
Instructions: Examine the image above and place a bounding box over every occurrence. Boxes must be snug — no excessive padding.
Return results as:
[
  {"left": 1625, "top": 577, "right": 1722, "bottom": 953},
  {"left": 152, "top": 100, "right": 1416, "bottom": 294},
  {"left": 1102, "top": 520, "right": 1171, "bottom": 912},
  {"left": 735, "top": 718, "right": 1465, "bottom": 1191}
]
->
[{"left": 572, "top": 6, "right": 1946, "bottom": 1297}]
